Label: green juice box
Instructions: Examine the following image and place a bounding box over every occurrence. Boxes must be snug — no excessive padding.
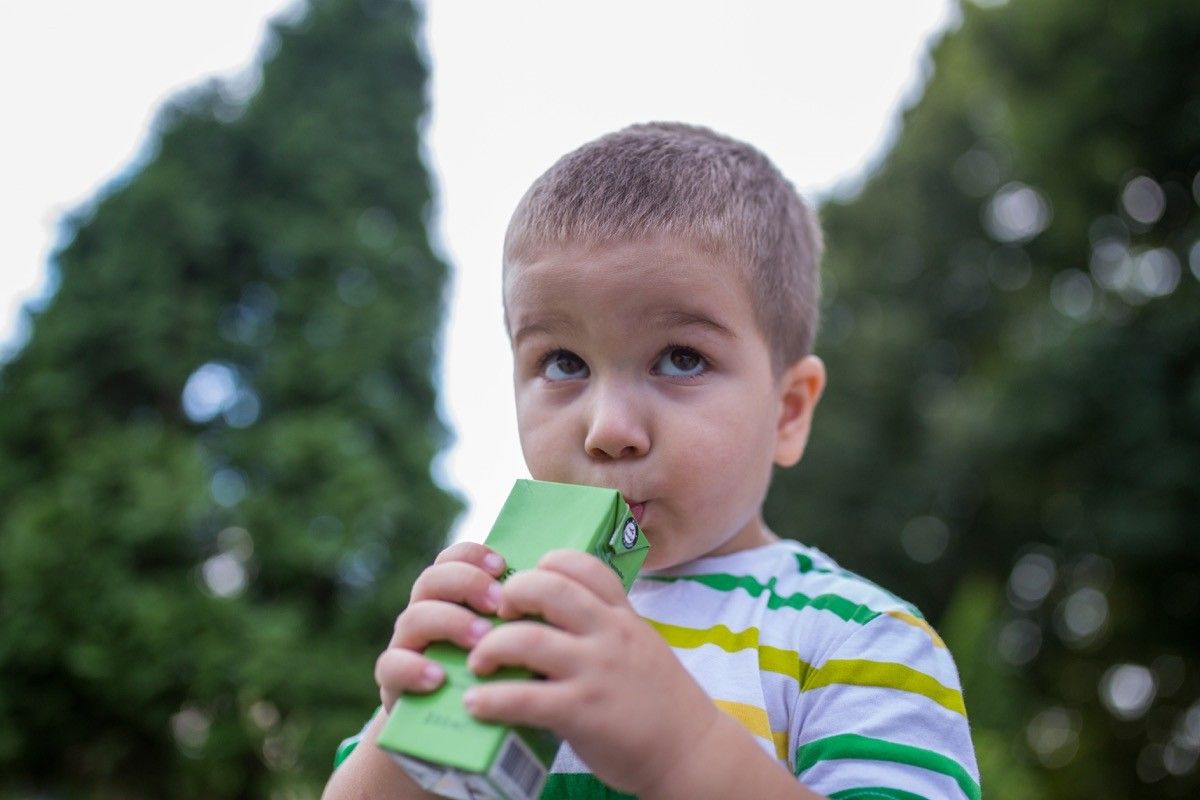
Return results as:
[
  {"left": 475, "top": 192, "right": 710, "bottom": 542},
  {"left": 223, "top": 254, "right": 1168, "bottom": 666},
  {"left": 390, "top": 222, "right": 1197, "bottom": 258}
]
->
[{"left": 377, "top": 479, "right": 651, "bottom": 800}]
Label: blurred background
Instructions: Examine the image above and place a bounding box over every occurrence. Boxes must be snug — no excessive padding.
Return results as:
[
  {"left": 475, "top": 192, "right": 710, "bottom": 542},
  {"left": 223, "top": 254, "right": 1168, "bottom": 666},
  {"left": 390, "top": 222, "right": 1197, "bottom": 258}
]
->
[{"left": 1, "top": 0, "right": 1197, "bottom": 797}]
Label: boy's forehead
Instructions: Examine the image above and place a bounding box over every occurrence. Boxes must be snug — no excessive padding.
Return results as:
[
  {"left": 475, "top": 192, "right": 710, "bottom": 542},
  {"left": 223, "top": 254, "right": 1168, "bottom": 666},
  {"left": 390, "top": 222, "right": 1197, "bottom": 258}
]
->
[
  {"left": 504, "top": 235, "right": 748, "bottom": 301},
  {"left": 503, "top": 235, "right": 756, "bottom": 338}
]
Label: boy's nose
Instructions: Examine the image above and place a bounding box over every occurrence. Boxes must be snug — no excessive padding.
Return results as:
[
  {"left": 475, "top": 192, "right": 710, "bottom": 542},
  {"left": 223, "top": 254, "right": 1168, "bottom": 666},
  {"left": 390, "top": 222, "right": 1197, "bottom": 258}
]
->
[{"left": 583, "top": 386, "right": 650, "bottom": 460}]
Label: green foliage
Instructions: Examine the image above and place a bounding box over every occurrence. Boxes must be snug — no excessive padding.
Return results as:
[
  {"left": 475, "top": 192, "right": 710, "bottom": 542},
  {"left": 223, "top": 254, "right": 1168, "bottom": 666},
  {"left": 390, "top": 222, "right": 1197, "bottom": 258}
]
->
[
  {"left": 0, "top": 0, "right": 458, "bottom": 796},
  {"left": 765, "top": 0, "right": 1200, "bottom": 796}
]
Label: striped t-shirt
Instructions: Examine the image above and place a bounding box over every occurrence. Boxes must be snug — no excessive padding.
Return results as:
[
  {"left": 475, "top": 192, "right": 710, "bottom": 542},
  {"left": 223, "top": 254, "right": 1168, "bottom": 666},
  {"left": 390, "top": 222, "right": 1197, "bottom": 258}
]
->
[
  {"left": 546, "top": 540, "right": 979, "bottom": 799},
  {"left": 336, "top": 540, "right": 980, "bottom": 799}
]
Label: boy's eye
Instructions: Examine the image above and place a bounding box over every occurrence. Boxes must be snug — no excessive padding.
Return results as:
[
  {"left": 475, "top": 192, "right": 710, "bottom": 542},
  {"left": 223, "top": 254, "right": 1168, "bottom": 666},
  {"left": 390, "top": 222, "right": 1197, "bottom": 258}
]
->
[
  {"left": 542, "top": 350, "right": 589, "bottom": 381},
  {"left": 655, "top": 346, "right": 706, "bottom": 378}
]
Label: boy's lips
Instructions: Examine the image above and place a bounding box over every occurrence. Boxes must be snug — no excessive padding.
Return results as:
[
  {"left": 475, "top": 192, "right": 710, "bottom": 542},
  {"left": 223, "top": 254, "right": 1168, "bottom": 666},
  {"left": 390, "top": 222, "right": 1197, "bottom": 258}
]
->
[{"left": 625, "top": 499, "right": 646, "bottom": 523}]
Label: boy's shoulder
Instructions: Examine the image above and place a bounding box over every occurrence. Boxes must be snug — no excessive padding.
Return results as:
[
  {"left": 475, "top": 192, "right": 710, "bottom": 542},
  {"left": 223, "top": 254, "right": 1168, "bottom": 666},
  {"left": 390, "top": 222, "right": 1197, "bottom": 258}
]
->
[{"left": 773, "top": 539, "right": 926, "bottom": 620}]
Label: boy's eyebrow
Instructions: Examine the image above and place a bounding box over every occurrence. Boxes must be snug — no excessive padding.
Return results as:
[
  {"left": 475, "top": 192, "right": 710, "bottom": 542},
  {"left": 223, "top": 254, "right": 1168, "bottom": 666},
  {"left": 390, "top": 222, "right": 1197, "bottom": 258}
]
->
[
  {"left": 512, "top": 315, "right": 575, "bottom": 347},
  {"left": 653, "top": 309, "right": 736, "bottom": 339},
  {"left": 512, "top": 310, "right": 735, "bottom": 346}
]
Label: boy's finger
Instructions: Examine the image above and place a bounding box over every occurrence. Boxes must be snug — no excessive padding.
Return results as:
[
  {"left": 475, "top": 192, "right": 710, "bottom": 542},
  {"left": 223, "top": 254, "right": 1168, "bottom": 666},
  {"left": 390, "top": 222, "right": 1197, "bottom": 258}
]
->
[
  {"left": 392, "top": 599, "right": 495, "bottom": 652},
  {"left": 374, "top": 649, "right": 446, "bottom": 711},
  {"left": 536, "top": 549, "right": 628, "bottom": 605},
  {"left": 466, "top": 620, "right": 577, "bottom": 679},
  {"left": 462, "top": 679, "right": 574, "bottom": 733},
  {"left": 410, "top": 561, "right": 503, "bottom": 613},
  {"left": 497, "top": 568, "right": 609, "bottom": 633},
  {"left": 433, "top": 541, "right": 507, "bottom": 576}
]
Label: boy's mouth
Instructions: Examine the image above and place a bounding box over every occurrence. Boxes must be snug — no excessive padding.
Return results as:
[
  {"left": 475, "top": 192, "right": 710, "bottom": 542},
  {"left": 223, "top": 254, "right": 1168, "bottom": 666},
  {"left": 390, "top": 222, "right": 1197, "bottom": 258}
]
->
[{"left": 625, "top": 500, "right": 646, "bottom": 524}]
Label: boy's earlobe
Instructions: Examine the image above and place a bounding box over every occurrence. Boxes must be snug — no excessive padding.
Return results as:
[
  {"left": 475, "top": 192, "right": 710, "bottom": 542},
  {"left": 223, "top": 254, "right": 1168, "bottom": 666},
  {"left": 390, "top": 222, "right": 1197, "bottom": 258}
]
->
[{"left": 773, "top": 355, "right": 826, "bottom": 468}]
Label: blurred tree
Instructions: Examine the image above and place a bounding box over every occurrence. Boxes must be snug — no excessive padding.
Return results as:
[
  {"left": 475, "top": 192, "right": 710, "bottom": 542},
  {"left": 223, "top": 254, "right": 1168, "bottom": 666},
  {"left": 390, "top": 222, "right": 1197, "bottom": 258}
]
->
[
  {"left": 766, "top": 0, "right": 1199, "bottom": 796},
  {"left": 0, "top": 0, "right": 458, "bottom": 796}
]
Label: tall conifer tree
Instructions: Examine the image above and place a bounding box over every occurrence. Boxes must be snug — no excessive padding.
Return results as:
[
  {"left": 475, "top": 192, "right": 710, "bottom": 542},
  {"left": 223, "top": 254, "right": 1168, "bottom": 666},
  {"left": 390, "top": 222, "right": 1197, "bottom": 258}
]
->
[
  {"left": 765, "top": 1, "right": 1199, "bottom": 796},
  {"left": 0, "top": 0, "right": 458, "bottom": 795}
]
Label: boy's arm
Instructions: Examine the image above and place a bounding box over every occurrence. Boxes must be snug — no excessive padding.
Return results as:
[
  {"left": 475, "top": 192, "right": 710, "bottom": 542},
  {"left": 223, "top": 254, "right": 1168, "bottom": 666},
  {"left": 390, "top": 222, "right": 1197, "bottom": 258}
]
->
[
  {"left": 323, "top": 542, "right": 509, "bottom": 800},
  {"left": 641, "top": 709, "right": 826, "bottom": 800},
  {"left": 321, "top": 710, "right": 439, "bottom": 800}
]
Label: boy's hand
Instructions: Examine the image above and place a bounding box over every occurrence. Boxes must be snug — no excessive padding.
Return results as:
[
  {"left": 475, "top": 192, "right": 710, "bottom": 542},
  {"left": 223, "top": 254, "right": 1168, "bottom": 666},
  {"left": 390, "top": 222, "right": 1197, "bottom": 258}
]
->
[
  {"left": 462, "top": 549, "right": 722, "bottom": 797},
  {"left": 374, "top": 542, "right": 507, "bottom": 712}
]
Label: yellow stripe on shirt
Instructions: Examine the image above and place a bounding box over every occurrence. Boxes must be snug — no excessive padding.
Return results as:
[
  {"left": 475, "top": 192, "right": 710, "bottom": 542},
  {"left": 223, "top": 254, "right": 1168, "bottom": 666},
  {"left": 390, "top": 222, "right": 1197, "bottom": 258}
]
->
[
  {"left": 886, "top": 609, "right": 946, "bottom": 649},
  {"left": 711, "top": 698, "right": 789, "bottom": 760},
  {"left": 803, "top": 659, "right": 966, "bottom": 716},
  {"left": 647, "top": 618, "right": 965, "bottom": 717}
]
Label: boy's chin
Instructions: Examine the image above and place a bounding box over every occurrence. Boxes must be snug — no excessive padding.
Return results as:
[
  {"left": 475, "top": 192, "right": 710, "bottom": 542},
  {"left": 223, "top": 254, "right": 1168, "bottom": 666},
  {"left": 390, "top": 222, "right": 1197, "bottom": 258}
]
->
[{"left": 640, "top": 542, "right": 691, "bottom": 571}]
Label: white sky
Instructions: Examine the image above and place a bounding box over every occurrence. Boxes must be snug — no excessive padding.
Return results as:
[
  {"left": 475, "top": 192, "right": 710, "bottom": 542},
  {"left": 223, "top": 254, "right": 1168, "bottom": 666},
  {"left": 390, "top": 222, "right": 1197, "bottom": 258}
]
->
[{"left": 0, "top": 0, "right": 956, "bottom": 544}]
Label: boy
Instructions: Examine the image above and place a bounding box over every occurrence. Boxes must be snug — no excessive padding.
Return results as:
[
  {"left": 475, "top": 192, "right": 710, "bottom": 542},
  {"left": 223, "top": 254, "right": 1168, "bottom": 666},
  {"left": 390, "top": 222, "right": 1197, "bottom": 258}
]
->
[{"left": 323, "top": 123, "right": 979, "bottom": 799}]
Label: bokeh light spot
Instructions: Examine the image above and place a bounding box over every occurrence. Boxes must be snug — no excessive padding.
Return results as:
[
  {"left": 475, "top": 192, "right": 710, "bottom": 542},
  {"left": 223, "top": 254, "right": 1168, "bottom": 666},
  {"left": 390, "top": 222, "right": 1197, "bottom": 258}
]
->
[
  {"left": 1186, "top": 701, "right": 1200, "bottom": 742},
  {"left": 1164, "top": 741, "right": 1199, "bottom": 777},
  {"left": 1133, "top": 247, "right": 1181, "bottom": 298},
  {"left": 1090, "top": 240, "right": 1134, "bottom": 291},
  {"left": 1122, "top": 175, "right": 1166, "bottom": 225},
  {"left": 249, "top": 700, "right": 280, "bottom": 732},
  {"left": 1025, "top": 706, "right": 1080, "bottom": 768},
  {"left": 1055, "top": 586, "right": 1108, "bottom": 645},
  {"left": 171, "top": 706, "right": 211, "bottom": 758},
  {"left": 210, "top": 468, "right": 248, "bottom": 508},
  {"left": 984, "top": 181, "right": 1052, "bottom": 243},
  {"left": 1008, "top": 551, "right": 1057, "bottom": 609},
  {"left": 338, "top": 545, "right": 383, "bottom": 589},
  {"left": 1166, "top": 703, "right": 1200, "bottom": 776},
  {"left": 900, "top": 515, "right": 950, "bottom": 563},
  {"left": 997, "top": 618, "right": 1042, "bottom": 666},
  {"left": 202, "top": 552, "right": 247, "bottom": 598},
  {"left": 182, "top": 362, "right": 238, "bottom": 423},
  {"left": 224, "top": 388, "right": 261, "bottom": 428},
  {"left": 1101, "top": 663, "right": 1156, "bottom": 720},
  {"left": 217, "top": 526, "right": 254, "bottom": 561},
  {"left": 1050, "top": 269, "right": 1095, "bottom": 320},
  {"left": 182, "top": 361, "right": 260, "bottom": 427}
]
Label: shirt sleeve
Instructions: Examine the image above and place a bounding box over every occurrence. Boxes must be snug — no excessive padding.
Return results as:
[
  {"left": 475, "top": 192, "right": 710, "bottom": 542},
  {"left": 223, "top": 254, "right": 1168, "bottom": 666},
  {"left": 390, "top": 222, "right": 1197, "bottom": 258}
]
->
[
  {"left": 332, "top": 706, "right": 381, "bottom": 769},
  {"left": 789, "top": 610, "right": 981, "bottom": 800}
]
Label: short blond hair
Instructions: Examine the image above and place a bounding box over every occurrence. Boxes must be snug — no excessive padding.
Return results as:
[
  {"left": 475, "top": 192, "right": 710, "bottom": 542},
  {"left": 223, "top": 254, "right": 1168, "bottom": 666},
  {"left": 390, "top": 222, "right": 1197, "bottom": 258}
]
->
[{"left": 503, "top": 122, "right": 823, "bottom": 371}]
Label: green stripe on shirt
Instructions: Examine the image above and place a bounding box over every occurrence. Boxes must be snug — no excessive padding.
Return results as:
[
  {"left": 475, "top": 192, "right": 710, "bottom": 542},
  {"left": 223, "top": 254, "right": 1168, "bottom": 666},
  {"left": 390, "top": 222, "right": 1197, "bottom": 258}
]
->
[
  {"left": 795, "top": 734, "right": 980, "bottom": 800},
  {"left": 333, "top": 732, "right": 360, "bottom": 768},
  {"left": 647, "top": 572, "right": 881, "bottom": 625},
  {"left": 540, "top": 772, "right": 635, "bottom": 799},
  {"left": 646, "top": 571, "right": 945, "bottom": 649},
  {"left": 828, "top": 787, "right": 931, "bottom": 800}
]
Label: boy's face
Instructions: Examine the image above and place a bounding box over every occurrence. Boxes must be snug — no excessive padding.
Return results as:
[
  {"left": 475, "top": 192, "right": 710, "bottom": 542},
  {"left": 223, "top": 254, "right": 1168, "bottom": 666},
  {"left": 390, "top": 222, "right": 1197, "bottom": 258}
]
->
[{"left": 505, "top": 235, "right": 818, "bottom": 570}]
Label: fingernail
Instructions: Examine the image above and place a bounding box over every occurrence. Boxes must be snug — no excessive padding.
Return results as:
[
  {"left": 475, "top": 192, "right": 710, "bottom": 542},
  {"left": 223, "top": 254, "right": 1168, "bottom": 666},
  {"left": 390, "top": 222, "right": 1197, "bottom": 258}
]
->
[
  {"left": 485, "top": 582, "right": 503, "bottom": 609},
  {"left": 483, "top": 553, "right": 505, "bottom": 573},
  {"left": 463, "top": 688, "right": 479, "bottom": 711},
  {"left": 469, "top": 618, "right": 492, "bottom": 642},
  {"left": 421, "top": 664, "right": 443, "bottom": 688}
]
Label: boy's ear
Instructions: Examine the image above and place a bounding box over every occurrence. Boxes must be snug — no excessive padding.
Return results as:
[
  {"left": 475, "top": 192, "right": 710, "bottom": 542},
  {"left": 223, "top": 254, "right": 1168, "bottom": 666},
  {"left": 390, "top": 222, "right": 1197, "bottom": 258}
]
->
[{"left": 773, "top": 355, "right": 826, "bottom": 468}]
